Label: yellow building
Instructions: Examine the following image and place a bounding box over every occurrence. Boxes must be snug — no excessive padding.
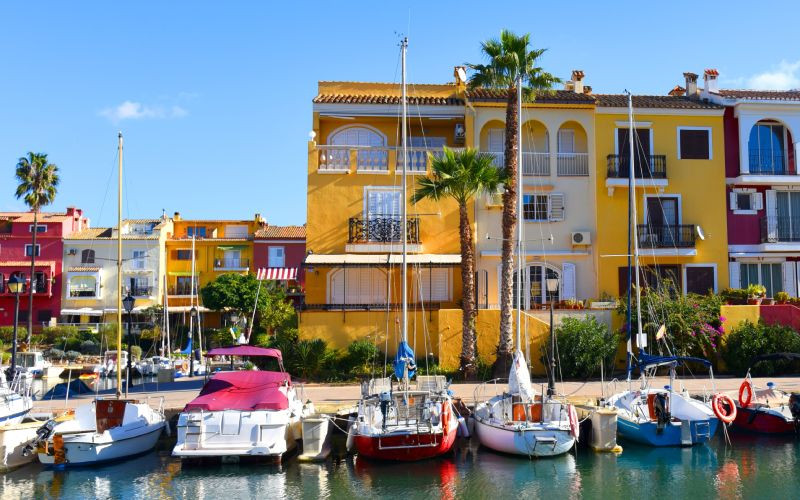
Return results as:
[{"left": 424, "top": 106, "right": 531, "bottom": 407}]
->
[
  {"left": 165, "top": 213, "right": 264, "bottom": 327},
  {"left": 302, "top": 79, "right": 469, "bottom": 352},
  {"left": 593, "top": 93, "right": 729, "bottom": 299}
]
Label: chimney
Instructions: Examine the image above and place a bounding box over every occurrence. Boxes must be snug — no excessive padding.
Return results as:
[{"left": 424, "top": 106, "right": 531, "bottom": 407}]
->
[
  {"left": 66, "top": 206, "right": 76, "bottom": 216},
  {"left": 173, "top": 211, "right": 181, "bottom": 221},
  {"left": 668, "top": 85, "right": 686, "bottom": 97},
  {"left": 571, "top": 70, "right": 585, "bottom": 94},
  {"left": 704, "top": 69, "right": 719, "bottom": 94},
  {"left": 683, "top": 72, "right": 699, "bottom": 97}
]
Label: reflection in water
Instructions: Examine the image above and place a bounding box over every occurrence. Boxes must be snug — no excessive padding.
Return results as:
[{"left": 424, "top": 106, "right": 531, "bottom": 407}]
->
[{"left": 0, "top": 435, "right": 799, "bottom": 499}]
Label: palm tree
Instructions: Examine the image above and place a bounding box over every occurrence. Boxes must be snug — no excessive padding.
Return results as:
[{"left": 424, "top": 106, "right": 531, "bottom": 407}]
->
[
  {"left": 15, "top": 152, "right": 60, "bottom": 343},
  {"left": 412, "top": 148, "right": 504, "bottom": 379},
  {"left": 467, "top": 30, "right": 559, "bottom": 375}
]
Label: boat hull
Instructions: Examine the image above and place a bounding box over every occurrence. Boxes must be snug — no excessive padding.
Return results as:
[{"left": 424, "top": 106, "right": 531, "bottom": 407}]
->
[
  {"left": 732, "top": 407, "right": 796, "bottom": 434},
  {"left": 0, "top": 421, "right": 40, "bottom": 472},
  {"left": 38, "top": 423, "right": 164, "bottom": 468},
  {"left": 617, "top": 417, "right": 718, "bottom": 446},
  {"left": 354, "top": 426, "right": 457, "bottom": 462},
  {"left": 474, "top": 418, "right": 575, "bottom": 457}
]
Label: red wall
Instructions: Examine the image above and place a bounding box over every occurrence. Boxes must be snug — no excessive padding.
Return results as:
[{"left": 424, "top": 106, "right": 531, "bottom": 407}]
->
[
  {"left": 760, "top": 304, "right": 800, "bottom": 331},
  {"left": 253, "top": 240, "right": 306, "bottom": 287},
  {"left": 726, "top": 185, "right": 767, "bottom": 245},
  {"left": 724, "top": 107, "right": 741, "bottom": 178}
]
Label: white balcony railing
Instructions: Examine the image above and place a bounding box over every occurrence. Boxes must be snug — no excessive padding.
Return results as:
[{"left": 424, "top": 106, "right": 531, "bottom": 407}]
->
[
  {"left": 317, "top": 145, "right": 389, "bottom": 172},
  {"left": 487, "top": 151, "right": 549, "bottom": 176},
  {"left": 557, "top": 152, "right": 589, "bottom": 176}
]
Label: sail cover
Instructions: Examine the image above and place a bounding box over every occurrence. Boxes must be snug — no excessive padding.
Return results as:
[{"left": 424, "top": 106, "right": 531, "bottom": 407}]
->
[
  {"left": 180, "top": 338, "right": 192, "bottom": 355},
  {"left": 393, "top": 341, "right": 416, "bottom": 380},
  {"left": 508, "top": 349, "right": 534, "bottom": 401},
  {"left": 184, "top": 371, "right": 290, "bottom": 412}
]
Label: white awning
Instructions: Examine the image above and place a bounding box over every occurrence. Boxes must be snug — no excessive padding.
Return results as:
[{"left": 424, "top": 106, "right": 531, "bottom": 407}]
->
[
  {"left": 304, "top": 253, "right": 461, "bottom": 267},
  {"left": 60, "top": 308, "right": 103, "bottom": 317},
  {"left": 166, "top": 306, "right": 212, "bottom": 313}
]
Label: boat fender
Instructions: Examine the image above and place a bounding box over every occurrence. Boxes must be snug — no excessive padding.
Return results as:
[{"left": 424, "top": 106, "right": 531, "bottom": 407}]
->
[
  {"left": 653, "top": 393, "right": 670, "bottom": 434},
  {"left": 712, "top": 394, "right": 737, "bottom": 424},
  {"left": 346, "top": 417, "right": 356, "bottom": 452},
  {"left": 457, "top": 416, "right": 469, "bottom": 438},
  {"left": 568, "top": 404, "right": 580, "bottom": 440},
  {"left": 739, "top": 380, "right": 753, "bottom": 408}
]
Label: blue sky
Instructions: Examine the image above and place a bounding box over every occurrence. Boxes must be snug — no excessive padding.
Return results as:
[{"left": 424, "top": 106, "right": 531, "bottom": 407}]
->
[{"left": 3, "top": 1, "right": 799, "bottom": 227}]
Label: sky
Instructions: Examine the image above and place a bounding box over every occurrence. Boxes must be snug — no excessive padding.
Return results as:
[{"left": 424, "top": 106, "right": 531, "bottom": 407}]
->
[{"left": 2, "top": 1, "right": 800, "bottom": 228}]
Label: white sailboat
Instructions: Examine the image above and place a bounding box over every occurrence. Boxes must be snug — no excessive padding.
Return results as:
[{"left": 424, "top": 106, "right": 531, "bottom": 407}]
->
[
  {"left": 472, "top": 77, "right": 578, "bottom": 458},
  {"left": 0, "top": 372, "right": 32, "bottom": 426},
  {"left": 347, "top": 38, "right": 458, "bottom": 462},
  {"left": 37, "top": 133, "right": 166, "bottom": 467}
]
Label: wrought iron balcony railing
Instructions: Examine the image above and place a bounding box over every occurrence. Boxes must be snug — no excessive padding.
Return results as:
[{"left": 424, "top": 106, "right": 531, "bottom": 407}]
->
[
  {"left": 607, "top": 154, "right": 667, "bottom": 179},
  {"left": 637, "top": 224, "right": 696, "bottom": 248},
  {"left": 125, "top": 286, "right": 153, "bottom": 297},
  {"left": 348, "top": 217, "right": 420, "bottom": 244},
  {"left": 749, "top": 149, "right": 789, "bottom": 175}
]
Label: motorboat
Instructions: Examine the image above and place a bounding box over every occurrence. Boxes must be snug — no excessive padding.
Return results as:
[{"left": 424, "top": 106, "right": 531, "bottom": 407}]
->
[
  {"left": 138, "top": 356, "right": 172, "bottom": 377},
  {"left": 0, "top": 371, "right": 33, "bottom": 426},
  {"left": 96, "top": 350, "right": 129, "bottom": 378},
  {"left": 729, "top": 354, "right": 800, "bottom": 434},
  {"left": 173, "top": 346, "right": 313, "bottom": 462},
  {"left": 13, "top": 351, "right": 51, "bottom": 379},
  {"left": 36, "top": 397, "right": 165, "bottom": 467},
  {"left": 1, "top": 410, "right": 73, "bottom": 472}
]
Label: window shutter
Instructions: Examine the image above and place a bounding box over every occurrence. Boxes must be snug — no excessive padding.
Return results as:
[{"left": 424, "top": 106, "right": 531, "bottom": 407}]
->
[
  {"left": 729, "top": 191, "right": 738, "bottom": 210},
  {"left": 373, "top": 269, "right": 386, "bottom": 303},
  {"left": 558, "top": 130, "right": 575, "bottom": 153},
  {"left": 432, "top": 268, "right": 449, "bottom": 301},
  {"left": 783, "top": 262, "right": 798, "bottom": 297},
  {"left": 728, "top": 262, "right": 740, "bottom": 289},
  {"left": 562, "top": 262, "right": 576, "bottom": 300},
  {"left": 766, "top": 190, "right": 778, "bottom": 240},
  {"left": 548, "top": 193, "right": 565, "bottom": 221},
  {"left": 753, "top": 192, "right": 764, "bottom": 211}
]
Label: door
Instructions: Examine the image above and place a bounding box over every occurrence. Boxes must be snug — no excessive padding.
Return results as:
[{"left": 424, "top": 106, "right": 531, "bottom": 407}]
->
[
  {"left": 617, "top": 128, "right": 651, "bottom": 176},
  {"left": 646, "top": 197, "right": 679, "bottom": 246},
  {"left": 366, "top": 189, "right": 401, "bottom": 241},
  {"left": 775, "top": 191, "right": 800, "bottom": 241}
]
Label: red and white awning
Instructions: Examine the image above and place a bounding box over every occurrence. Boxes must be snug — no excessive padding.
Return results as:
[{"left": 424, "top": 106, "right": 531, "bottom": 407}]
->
[{"left": 256, "top": 267, "right": 298, "bottom": 281}]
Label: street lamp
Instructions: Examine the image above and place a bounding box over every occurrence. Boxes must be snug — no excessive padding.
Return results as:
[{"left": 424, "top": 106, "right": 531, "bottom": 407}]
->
[
  {"left": 546, "top": 277, "right": 560, "bottom": 397},
  {"left": 122, "top": 293, "right": 135, "bottom": 396},
  {"left": 7, "top": 274, "right": 25, "bottom": 376},
  {"left": 189, "top": 306, "right": 198, "bottom": 377}
]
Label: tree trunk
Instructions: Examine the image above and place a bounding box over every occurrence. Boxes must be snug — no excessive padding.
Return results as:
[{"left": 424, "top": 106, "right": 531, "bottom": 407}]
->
[
  {"left": 458, "top": 202, "right": 477, "bottom": 379},
  {"left": 494, "top": 85, "right": 519, "bottom": 377},
  {"left": 27, "top": 209, "right": 38, "bottom": 344}
]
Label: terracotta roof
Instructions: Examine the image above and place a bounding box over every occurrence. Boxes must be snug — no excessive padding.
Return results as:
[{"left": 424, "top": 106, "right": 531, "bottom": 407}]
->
[
  {"left": 65, "top": 227, "right": 159, "bottom": 240},
  {"left": 594, "top": 94, "right": 723, "bottom": 109},
  {"left": 467, "top": 88, "right": 595, "bottom": 104},
  {"left": 68, "top": 266, "right": 100, "bottom": 272},
  {"left": 0, "top": 260, "right": 56, "bottom": 268},
  {"left": 255, "top": 225, "right": 306, "bottom": 240},
  {"left": 313, "top": 94, "right": 463, "bottom": 105},
  {"left": 715, "top": 89, "right": 800, "bottom": 101},
  {"left": 0, "top": 211, "right": 79, "bottom": 223}
]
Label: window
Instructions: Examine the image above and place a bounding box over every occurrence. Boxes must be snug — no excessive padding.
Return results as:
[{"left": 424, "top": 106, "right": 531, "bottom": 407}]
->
[
  {"left": 365, "top": 188, "right": 402, "bottom": 242},
  {"left": 130, "top": 276, "right": 150, "bottom": 296},
  {"left": 749, "top": 122, "right": 786, "bottom": 174},
  {"left": 225, "top": 225, "right": 248, "bottom": 238},
  {"left": 328, "top": 126, "right": 387, "bottom": 171},
  {"left": 678, "top": 128, "right": 711, "bottom": 160},
  {"left": 523, "top": 194, "right": 548, "bottom": 221},
  {"left": 558, "top": 129, "right": 575, "bottom": 154},
  {"left": 512, "top": 264, "right": 562, "bottom": 308},
  {"left": 175, "top": 276, "right": 197, "bottom": 295},
  {"left": 176, "top": 250, "right": 193, "bottom": 260},
  {"left": 37, "top": 310, "right": 52, "bottom": 323},
  {"left": 685, "top": 266, "right": 716, "bottom": 295},
  {"left": 69, "top": 275, "right": 97, "bottom": 297},
  {"left": 187, "top": 226, "right": 206, "bottom": 238},
  {"left": 33, "top": 272, "right": 46, "bottom": 293},
  {"left": 329, "top": 268, "right": 387, "bottom": 305},
  {"left": 740, "top": 263, "right": 783, "bottom": 298},
  {"left": 737, "top": 193, "right": 752, "bottom": 210},
  {"left": 81, "top": 249, "right": 95, "bottom": 264},
  {"left": 416, "top": 268, "right": 450, "bottom": 302},
  {"left": 775, "top": 191, "right": 800, "bottom": 241},
  {"left": 269, "top": 246, "right": 285, "bottom": 268},
  {"left": 132, "top": 250, "right": 146, "bottom": 269},
  {"left": 28, "top": 224, "right": 47, "bottom": 233},
  {"left": 25, "top": 244, "right": 40, "bottom": 257},
  {"left": 618, "top": 265, "right": 682, "bottom": 297},
  {"left": 730, "top": 189, "right": 762, "bottom": 215}
]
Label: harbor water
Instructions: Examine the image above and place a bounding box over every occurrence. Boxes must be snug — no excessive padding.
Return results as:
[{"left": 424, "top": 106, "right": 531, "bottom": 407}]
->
[{"left": 2, "top": 432, "right": 799, "bottom": 499}]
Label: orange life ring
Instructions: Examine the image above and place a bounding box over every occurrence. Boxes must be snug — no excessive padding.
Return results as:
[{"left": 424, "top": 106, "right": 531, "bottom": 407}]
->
[
  {"left": 739, "top": 380, "right": 753, "bottom": 408},
  {"left": 712, "top": 393, "right": 737, "bottom": 424},
  {"left": 182, "top": 360, "right": 189, "bottom": 373},
  {"left": 442, "top": 401, "right": 451, "bottom": 433}
]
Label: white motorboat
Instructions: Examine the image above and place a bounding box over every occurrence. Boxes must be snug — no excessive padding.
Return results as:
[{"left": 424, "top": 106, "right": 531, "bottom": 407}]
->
[
  {"left": 13, "top": 351, "right": 51, "bottom": 379},
  {"left": 36, "top": 398, "right": 165, "bottom": 468},
  {"left": 0, "top": 372, "right": 33, "bottom": 426},
  {"left": 96, "top": 350, "right": 129, "bottom": 377},
  {"left": 173, "top": 346, "right": 313, "bottom": 462},
  {"left": 138, "top": 356, "right": 172, "bottom": 376}
]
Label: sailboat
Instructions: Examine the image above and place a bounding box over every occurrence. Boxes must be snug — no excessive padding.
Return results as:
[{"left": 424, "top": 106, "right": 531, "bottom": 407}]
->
[
  {"left": 606, "top": 94, "right": 719, "bottom": 447},
  {"left": 37, "top": 133, "right": 166, "bottom": 467},
  {"left": 347, "top": 38, "right": 458, "bottom": 462},
  {"left": 472, "top": 76, "right": 578, "bottom": 458}
]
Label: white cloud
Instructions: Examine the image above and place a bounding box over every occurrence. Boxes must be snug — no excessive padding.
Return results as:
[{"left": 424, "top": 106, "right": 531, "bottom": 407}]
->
[
  {"left": 746, "top": 60, "right": 800, "bottom": 90},
  {"left": 99, "top": 100, "right": 188, "bottom": 123}
]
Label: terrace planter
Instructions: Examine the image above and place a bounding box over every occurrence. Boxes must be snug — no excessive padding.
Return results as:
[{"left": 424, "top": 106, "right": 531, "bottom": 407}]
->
[{"left": 747, "top": 298, "right": 763, "bottom": 305}]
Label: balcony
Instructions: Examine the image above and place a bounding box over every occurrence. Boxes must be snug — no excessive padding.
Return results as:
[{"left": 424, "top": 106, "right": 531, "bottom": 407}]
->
[
  {"left": 760, "top": 216, "right": 800, "bottom": 243},
  {"left": 749, "top": 150, "right": 791, "bottom": 175},
  {"left": 637, "top": 225, "right": 696, "bottom": 248},
  {"left": 557, "top": 153, "right": 589, "bottom": 176},
  {"left": 348, "top": 217, "right": 420, "bottom": 244},
  {"left": 214, "top": 258, "right": 250, "bottom": 270},
  {"left": 607, "top": 155, "right": 667, "bottom": 179},
  {"left": 487, "top": 152, "right": 550, "bottom": 176},
  {"left": 318, "top": 145, "right": 468, "bottom": 174},
  {"left": 125, "top": 286, "right": 153, "bottom": 297},
  {"left": 169, "top": 285, "right": 198, "bottom": 296}
]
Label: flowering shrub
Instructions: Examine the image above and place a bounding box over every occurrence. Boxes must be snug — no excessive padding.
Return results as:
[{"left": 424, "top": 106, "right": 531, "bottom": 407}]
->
[{"left": 723, "top": 320, "right": 800, "bottom": 375}]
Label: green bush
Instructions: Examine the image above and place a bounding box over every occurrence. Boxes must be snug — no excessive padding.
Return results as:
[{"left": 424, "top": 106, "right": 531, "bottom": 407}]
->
[
  {"left": 79, "top": 340, "right": 99, "bottom": 355},
  {"left": 41, "top": 326, "right": 79, "bottom": 344},
  {"left": 46, "top": 348, "right": 65, "bottom": 360},
  {"left": 0, "top": 326, "right": 27, "bottom": 342},
  {"left": 65, "top": 350, "right": 81, "bottom": 362},
  {"left": 550, "top": 316, "right": 619, "bottom": 379},
  {"left": 130, "top": 345, "right": 142, "bottom": 360},
  {"left": 723, "top": 320, "right": 800, "bottom": 375},
  {"left": 1, "top": 352, "right": 10, "bottom": 364},
  {"left": 720, "top": 288, "right": 748, "bottom": 305},
  {"left": 341, "top": 340, "right": 382, "bottom": 378},
  {"left": 63, "top": 337, "right": 82, "bottom": 352}
]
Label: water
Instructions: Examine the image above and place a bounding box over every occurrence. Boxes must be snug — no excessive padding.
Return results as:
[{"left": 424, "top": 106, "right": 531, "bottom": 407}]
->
[{"left": 2, "top": 433, "right": 799, "bottom": 499}]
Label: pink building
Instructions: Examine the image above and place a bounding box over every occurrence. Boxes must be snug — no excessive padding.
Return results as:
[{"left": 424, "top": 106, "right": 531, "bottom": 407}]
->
[
  {"left": 0, "top": 207, "right": 89, "bottom": 327},
  {"left": 253, "top": 225, "right": 306, "bottom": 304}
]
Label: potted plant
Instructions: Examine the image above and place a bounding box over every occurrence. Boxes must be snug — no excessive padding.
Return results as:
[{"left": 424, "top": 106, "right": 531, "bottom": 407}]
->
[
  {"left": 746, "top": 284, "right": 766, "bottom": 305},
  {"left": 564, "top": 298, "right": 577, "bottom": 310},
  {"left": 775, "top": 291, "right": 790, "bottom": 305},
  {"left": 577, "top": 300, "right": 585, "bottom": 310}
]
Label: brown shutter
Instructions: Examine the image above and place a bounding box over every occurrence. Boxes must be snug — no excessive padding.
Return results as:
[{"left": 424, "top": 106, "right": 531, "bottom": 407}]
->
[{"left": 679, "top": 129, "right": 710, "bottom": 159}]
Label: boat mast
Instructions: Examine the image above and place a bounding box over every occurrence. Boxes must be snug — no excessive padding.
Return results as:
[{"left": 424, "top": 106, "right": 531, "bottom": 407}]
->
[
  {"left": 625, "top": 91, "right": 644, "bottom": 383},
  {"left": 116, "top": 132, "right": 123, "bottom": 398},
  {"left": 400, "top": 36, "right": 409, "bottom": 387},
  {"left": 164, "top": 274, "right": 170, "bottom": 361},
  {"left": 516, "top": 75, "right": 523, "bottom": 353}
]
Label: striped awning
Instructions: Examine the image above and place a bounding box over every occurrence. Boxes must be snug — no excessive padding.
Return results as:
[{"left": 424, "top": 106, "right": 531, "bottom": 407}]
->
[{"left": 256, "top": 267, "right": 297, "bottom": 281}]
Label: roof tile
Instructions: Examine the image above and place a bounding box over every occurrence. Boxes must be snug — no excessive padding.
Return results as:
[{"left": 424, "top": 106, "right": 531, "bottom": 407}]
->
[
  {"left": 716, "top": 89, "right": 800, "bottom": 101},
  {"left": 467, "top": 88, "right": 595, "bottom": 104},
  {"left": 594, "top": 94, "right": 722, "bottom": 109},
  {"left": 255, "top": 225, "right": 306, "bottom": 239}
]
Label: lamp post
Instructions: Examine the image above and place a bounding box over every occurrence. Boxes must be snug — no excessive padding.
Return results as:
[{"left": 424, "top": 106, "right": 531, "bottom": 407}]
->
[
  {"left": 122, "top": 293, "right": 135, "bottom": 397},
  {"left": 545, "top": 277, "right": 560, "bottom": 397},
  {"left": 7, "top": 274, "right": 25, "bottom": 376},
  {"left": 189, "top": 306, "right": 198, "bottom": 377}
]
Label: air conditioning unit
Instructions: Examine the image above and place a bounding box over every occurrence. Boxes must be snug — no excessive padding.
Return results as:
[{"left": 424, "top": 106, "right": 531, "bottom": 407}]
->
[{"left": 571, "top": 231, "right": 591, "bottom": 245}]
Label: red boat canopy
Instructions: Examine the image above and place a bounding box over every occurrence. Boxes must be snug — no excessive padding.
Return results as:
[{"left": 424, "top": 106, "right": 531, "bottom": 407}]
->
[
  {"left": 184, "top": 371, "right": 291, "bottom": 412},
  {"left": 205, "top": 345, "right": 283, "bottom": 361}
]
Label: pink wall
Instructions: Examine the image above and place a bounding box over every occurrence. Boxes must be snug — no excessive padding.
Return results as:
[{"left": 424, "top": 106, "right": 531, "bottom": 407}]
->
[
  {"left": 760, "top": 304, "right": 800, "bottom": 331},
  {"left": 724, "top": 107, "right": 741, "bottom": 178},
  {"left": 727, "top": 185, "right": 767, "bottom": 245}
]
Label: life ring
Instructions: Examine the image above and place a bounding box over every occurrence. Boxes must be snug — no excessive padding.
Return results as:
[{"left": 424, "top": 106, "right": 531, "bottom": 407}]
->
[
  {"left": 739, "top": 380, "right": 753, "bottom": 408},
  {"left": 181, "top": 360, "right": 189, "bottom": 373},
  {"left": 712, "top": 394, "right": 737, "bottom": 424},
  {"left": 568, "top": 404, "right": 580, "bottom": 440}
]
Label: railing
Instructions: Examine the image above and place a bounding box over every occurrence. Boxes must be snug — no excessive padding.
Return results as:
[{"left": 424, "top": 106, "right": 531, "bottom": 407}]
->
[
  {"left": 760, "top": 216, "right": 800, "bottom": 243},
  {"left": 214, "top": 258, "right": 250, "bottom": 269},
  {"left": 557, "top": 152, "right": 589, "bottom": 176},
  {"left": 607, "top": 154, "right": 667, "bottom": 179},
  {"left": 303, "top": 302, "right": 442, "bottom": 311},
  {"left": 125, "top": 286, "right": 153, "bottom": 297},
  {"left": 637, "top": 224, "right": 696, "bottom": 248},
  {"left": 317, "top": 145, "right": 389, "bottom": 172},
  {"left": 169, "top": 285, "right": 198, "bottom": 296},
  {"left": 348, "top": 217, "right": 420, "bottom": 244},
  {"left": 69, "top": 289, "right": 97, "bottom": 298},
  {"left": 749, "top": 149, "right": 788, "bottom": 175},
  {"left": 522, "top": 152, "right": 549, "bottom": 176}
]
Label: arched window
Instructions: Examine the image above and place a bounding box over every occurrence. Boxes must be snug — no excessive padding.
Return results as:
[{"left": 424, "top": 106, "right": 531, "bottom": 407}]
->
[
  {"left": 749, "top": 121, "right": 788, "bottom": 174},
  {"left": 81, "top": 249, "right": 95, "bottom": 264},
  {"left": 509, "top": 262, "right": 577, "bottom": 309},
  {"left": 328, "top": 126, "right": 387, "bottom": 171}
]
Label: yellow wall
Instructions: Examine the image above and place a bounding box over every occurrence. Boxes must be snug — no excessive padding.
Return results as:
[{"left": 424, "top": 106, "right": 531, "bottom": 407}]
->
[{"left": 594, "top": 111, "right": 729, "bottom": 298}]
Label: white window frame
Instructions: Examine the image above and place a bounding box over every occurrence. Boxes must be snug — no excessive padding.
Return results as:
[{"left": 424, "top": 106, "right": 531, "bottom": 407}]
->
[
  {"left": 730, "top": 188, "right": 760, "bottom": 215},
  {"left": 676, "top": 126, "right": 713, "bottom": 160},
  {"left": 642, "top": 194, "right": 683, "bottom": 225},
  {"left": 522, "top": 193, "right": 549, "bottom": 222},
  {"left": 497, "top": 262, "right": 562, "bottom": 309},
  {"left": 363, "top": 186, "right": 402, "bottom": 219},
  {"left": 28, "top": 224, "right": 47, "bottom": 233},
  {"left": 613, "top": 126, "right": 654, "bottom": 156},
  {"left": 132, "top": 250, "right": 146, "bottom": 269},
  {"left": 738, "top": 260, "right": 784, "bottom": 296},
  {"left": 269, "top": 246, "right": 285, "bottom": 268},
  {"left": 325, "top": 267, "right": 388, "bottom": 306},
  {"left": 557, "top": 129, "right": 575, "bottom": 154},
  {"left": 24, "top": 244, "right": 41, "bottom": 257},
  {"left": 682, "top": 263, "right": 718, "bottom": 295}
]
